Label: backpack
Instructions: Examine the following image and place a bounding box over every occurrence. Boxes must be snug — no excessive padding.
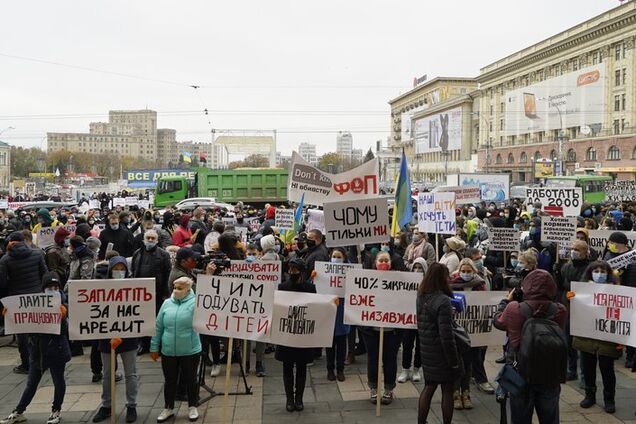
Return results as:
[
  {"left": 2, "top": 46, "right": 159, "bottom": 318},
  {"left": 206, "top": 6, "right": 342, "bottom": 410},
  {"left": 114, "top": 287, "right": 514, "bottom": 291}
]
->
[
  {"left": 537, "top": 248, "right": 553, "bottom": 271},
  {"left": 516, "top": 302, "right": 567, "bottom": 385}
]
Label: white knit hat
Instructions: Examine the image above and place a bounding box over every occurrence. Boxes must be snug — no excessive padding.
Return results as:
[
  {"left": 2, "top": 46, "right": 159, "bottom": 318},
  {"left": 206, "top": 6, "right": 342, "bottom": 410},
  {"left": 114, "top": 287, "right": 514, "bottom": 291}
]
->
[{"left": 260, "top": 234, "right": 276, "bottom": 252}]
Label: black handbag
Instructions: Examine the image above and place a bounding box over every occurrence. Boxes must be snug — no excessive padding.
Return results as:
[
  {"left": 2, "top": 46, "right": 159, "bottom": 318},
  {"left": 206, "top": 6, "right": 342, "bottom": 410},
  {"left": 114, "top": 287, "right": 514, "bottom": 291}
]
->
[
  {"left": 495, "top": 363, "right": 526, "bottom": 397},
  {"left": 452, "top": 321, "right": 472, "bottom": 353}
]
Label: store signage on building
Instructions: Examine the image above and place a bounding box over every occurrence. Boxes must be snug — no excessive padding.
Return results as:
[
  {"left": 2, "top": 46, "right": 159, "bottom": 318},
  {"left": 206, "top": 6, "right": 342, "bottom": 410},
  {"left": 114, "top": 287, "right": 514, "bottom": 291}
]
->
[
  {"left": 412, "top": 74, "right": 427, "bottom": 87},
  {"left": 123, "top": 169, "right": 196, "bottom": 188}
]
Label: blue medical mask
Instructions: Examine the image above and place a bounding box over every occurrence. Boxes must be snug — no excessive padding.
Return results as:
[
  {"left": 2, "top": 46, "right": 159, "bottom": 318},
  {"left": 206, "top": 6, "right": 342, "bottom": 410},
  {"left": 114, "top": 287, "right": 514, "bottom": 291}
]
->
[
  {"left": 246, "top": 255, "right": 256, "bottom": 263},
  {"left": 63, "top": 238, "right": 70, "bottom": 247},
  {"left": 110, "top": 224, "right": 119, "bottom": 231},
  {"left": 331, "top": 257, "right": 344, "bottom": 263},
  {"left": 274, "top": 245, "right": 281, "bottom": 254},
  {"left": 143, "top": 240, "right": 157, "bottom": 250},
  {"left": 529, "top": 227, "right": 537, "bottom": 235},
  {"left": 510, "top": 259, "right": 519, "bottom": 268},
  {"left": 592, "top": 272, "right": 608, "bottom": 284},
  {"left": 381, "top": 246, "right": 390, "bottom": 253},
  {"left": 44, "top": 288, "right": 59, "bottom": 295},
  {"left": 460, "top": 272, "right": 473, "bottom": 282}
]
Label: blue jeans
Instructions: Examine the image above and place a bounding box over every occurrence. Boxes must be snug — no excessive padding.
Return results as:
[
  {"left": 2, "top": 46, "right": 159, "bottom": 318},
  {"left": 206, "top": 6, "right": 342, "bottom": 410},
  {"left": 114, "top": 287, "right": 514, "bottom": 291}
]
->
[
  {"left": 510, "top": 384, "right": 560, "bottom": 424},
  {"left": 100, "top": 350, "right": 138, "bottom": 409},
  {"left": 16, "top": 357, "right": 66, "bottom": 413}
]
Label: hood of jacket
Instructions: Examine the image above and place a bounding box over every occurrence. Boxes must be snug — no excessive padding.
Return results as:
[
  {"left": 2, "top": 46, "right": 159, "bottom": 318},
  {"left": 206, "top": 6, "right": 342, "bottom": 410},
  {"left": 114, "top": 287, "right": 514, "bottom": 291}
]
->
[
  {"left": 171, "top": 289, "right": 195, "bottom": 304},
  {"left": 8, "top": 242, "right": 33, "bottom": 260},
  {"left": 107, "top": 256, "right": 130, "bottom": 277},
  {"left": 521, "top": 269, "right": 557, "bottom": 301}
]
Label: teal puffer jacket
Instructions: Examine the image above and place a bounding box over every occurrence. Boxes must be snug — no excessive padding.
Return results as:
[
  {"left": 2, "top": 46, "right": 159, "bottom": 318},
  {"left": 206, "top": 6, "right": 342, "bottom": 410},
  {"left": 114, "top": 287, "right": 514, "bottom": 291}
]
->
[{"left": 151, "top": 290, "right": 202, "bottom": 357}]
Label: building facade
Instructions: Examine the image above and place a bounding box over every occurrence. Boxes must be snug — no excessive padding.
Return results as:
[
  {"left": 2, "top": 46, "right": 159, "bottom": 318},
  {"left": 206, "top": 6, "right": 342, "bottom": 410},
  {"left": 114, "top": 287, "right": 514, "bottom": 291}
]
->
[
  {"left": 336, "top": 131, "right": 353, "bottom": 159},
  {"left": 0, "top": 141, "right": 10, "bottom": 190},
  {"left": 298, "top": 142, "right": 318, "bottom": 165}
]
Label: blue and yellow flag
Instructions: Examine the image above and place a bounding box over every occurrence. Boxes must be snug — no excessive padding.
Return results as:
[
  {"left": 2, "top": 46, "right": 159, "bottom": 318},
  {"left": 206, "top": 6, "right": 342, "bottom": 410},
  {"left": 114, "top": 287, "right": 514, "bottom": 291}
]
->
[
  {"left": 390, "top": 150, "right": 412, "bottom": 237},
  {"left": 283, "top": 193, "right": 305, "bottom": 245}
]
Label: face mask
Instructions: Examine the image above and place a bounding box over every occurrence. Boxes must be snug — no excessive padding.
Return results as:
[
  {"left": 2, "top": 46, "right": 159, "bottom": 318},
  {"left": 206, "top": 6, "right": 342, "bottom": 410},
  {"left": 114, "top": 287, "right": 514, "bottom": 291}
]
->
[
  {"left": 516, "top": 263, "right": 526, "bottom": 272},
  {"left": 44, "top": 288, "right": 59, "bottom": 295},
  {"left": 443, "top": 245, "right": 449, "bottom": 254},
  {"left": 460, "top": 272, "right": 473, "bottom": 282},
  {"left": 608, "top": 242, "right": 619, "bottom": 254},
  {"left": 289, "top": 273, "right": 301, "bottom": 282},
  {"left": 570, "top": 250, "right": 582, "bottom": 260},
  {"left": 274, "top": 245, "right": 281, "bottom": 254},
  {"left": 592, "top": 272, "right": 608, "bottom": 284},
  {"left": 63, "top": 238, "right": 70, "bottom": 247},
  {"left": 110, "top": 224, "right": 119, "bottom": 231},
  {"left": 394, "top": 238, "right": 400, "bottom": 245},
  {"left": 331, "top": 257, "right": 344, "bottom": 263},
  {"left": 529, "top": 227, "right": 537, "bottom": 235},
  {"left": 504, "top": 213, "right": 510, "bottom": 219},
  {"left": 510, "top": 259, "right": 519, "bottom": 268},
  {"left": 143, "top": 240, "right": 157, "bottom": 250},
  {"left": 112, "top": 270, "right": 126, "bottom": 279},
  {"left": 306, "top": 239, "right": 316, "bottom": 249},
  {"left": 173, "top": 289, "right": 188, "bottom": 300},
  {"left": 513, "top": 224, "right": 521, "bottom": 230},
  {"left": 412, "top": 234, "right": 422, "bottom": 243},
  {"left": 246, "top": 254, "right": 256, "bottom": 262},
  {"left": 473, "top": 259, "right": 484, "bottom": 269},
  {"left": 381, "top": 246, "right": 390, "bottom": 253},
  {"left": 376, "top": 262, "right": 391, "bottom": 271},
  {"left": 88, "top": 220, "right": 95, "bottom": 225},
  {"left": 468, "top": 211, "right": 475, "bottom": 218}
]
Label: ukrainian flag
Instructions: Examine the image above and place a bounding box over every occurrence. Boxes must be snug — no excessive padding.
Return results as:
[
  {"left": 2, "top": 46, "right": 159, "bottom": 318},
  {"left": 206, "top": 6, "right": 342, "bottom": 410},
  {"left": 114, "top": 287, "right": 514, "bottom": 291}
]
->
[{"left": 390, "top": 150, "right": 412, "bottom": 237}]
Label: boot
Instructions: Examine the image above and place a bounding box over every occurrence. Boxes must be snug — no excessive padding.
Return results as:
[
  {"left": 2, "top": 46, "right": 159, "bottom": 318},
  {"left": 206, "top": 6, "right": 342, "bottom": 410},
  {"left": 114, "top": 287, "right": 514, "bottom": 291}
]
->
[
  {"left": 579, "top": 387, "right": 596, "bottom": 408},
  {"left": 283, "top": 370, "right": 295, "bottom": 412},
  {"left": 453, "top": 390, "right": 463, "bottom": 410},
  {"left": 461, "top": 390, "right": 473, "bottom": 410},
  {"left": 344, "top": 352, "right": 355, "bottom": 365},
  {"left": 603, "top": 390, "right": 616, "bottom": 414}
]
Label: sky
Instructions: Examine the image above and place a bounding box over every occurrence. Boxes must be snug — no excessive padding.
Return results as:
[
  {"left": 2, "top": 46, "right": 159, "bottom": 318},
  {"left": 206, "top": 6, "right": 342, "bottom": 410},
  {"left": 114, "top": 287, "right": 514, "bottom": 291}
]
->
[{"left": 0, "top": 0, "right": 623, "bottom": 157}]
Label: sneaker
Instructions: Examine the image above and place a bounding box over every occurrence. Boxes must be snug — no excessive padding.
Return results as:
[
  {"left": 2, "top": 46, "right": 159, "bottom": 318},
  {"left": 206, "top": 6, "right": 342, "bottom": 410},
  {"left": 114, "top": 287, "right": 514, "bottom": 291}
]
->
[
  {"left": 453, "top": 390, "right": 463, "bottom": 410},
  {"left": 344, "top": 352, "right": 355, "bottom": 365},
  {"left": 115, "top": 371, "right": 123, "bottom": 382},
  {"left": 92, "top": 407, "right": 111, "bottom": 423},
  {"left": 47, "top": 410, "right": 61, "bottom": 424},
  {"left": 209, "top": 364, "right": 221, "bottom": 377},
  {"left": 381, "top": 390, "right": 394, "bottom": 405},
  {"left": 156, "top": 409, "right": 173, "bottom": 423},
  {"left": 461, "top": 390, "right": 473, "bottom": 410},
  {"left": 397, "top": 368, "right": 411, "bottom": 383},
  {"left": 126, "top": 407, "right": 137, "bottom": 423},
  {"left": 188, "top": 407, "right": 198, "bottom": 422},
  {"left": 336, "top": 370, "right": 345, "bottom": 382},
  {"left": 411, "top": 368, "right": 422, "bottom": 383},
  {"left": 0, "top": 411, "right": 26, "bottom": 424},
  {"left": 370, "top": 388, "right": 377, "bottom": 404},
  {"left": 92, "top": 373, "right": 103, "bottom": 383},
  {"left": 477, "top": 382, "right": 495, "bottom": 394},
  {"left": 12, "top": 366, "right": 28, "bottom": 375},
  {"left": 327, "top": 369, "right": 336, "bottom": 381},
  {"left": 255, "top": 362, "right": 265, "bottom": 377}
]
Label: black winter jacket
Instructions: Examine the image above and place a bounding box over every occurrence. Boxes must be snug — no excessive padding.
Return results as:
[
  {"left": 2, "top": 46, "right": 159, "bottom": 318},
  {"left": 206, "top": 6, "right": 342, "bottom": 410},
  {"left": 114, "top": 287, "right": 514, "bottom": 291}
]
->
[
  {"left": 98, "top": 227, "right": 134, "bottom": 259},
  {"left": 132, "top": 246, "right": 172, "bottom": 303},
  {"left": 417, "top": 291, "right": 460, "bottom": 383},
  {"left": 0, "top": 242, "right": 48, "bottom": 296},
  {"left": 274, "top": 276, "right": 316, "bottom": 364},
  {"left": 303, "top": 243, "right": 330, "bottom": 280}
]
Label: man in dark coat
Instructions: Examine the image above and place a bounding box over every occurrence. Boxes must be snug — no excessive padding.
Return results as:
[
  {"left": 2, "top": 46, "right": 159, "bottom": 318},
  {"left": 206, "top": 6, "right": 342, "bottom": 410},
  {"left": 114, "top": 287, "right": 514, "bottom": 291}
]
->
[
  {"left": 302, "top": 229, "right": 329, "bottom": 281},
  {"left": 0, "top": 232, "right": 48, "bottom": 374},
  {"left": 98, "top": 213, "right": 134, "bottom": 259}
]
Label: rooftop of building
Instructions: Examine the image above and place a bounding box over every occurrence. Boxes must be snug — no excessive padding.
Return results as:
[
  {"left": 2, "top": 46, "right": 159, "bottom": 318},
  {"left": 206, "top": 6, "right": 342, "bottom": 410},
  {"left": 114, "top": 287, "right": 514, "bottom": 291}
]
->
[{"left": 388, "top": 76, "right": 477, "bottom": 106}]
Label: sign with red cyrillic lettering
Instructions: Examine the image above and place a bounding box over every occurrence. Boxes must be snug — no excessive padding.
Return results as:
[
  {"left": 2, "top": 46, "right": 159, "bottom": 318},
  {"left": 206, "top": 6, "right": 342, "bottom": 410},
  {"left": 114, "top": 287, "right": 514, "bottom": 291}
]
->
[
  {"left": 453, "top": 291, "right": 506, "bottom": 347},
  {"left": 67, "top": 278, "right": 156, "bottom": 340},
  {"left": 314, "top": 261, "right": 362, "bottom": 297},
  {"left": 270, "top": 291, "right": 337, "bottom": 348},
  {"left": 288, "top": 151, "right": 379, "bottom": 206},
  {"left": 570, "top": 281, "right": 636, "bottom": 346},
  {"left": 222, "top": 260, "right": 282, "bottom": 286},
  {"left": 417, "top": 192, "right": 456, "bottom": 235},
  {"left": 275, "top": 208, "right": 295, "bottom": 230},
  {"left": 525, "top": 187, "right": 582, "bottom": 217},
  {"left": 324, "top": 198, "right": 390, "bottom": 248},
  {"left": 193, "top": 274, "right": 275, "bottom": 342},
  {"left": 2, "top": 293, "right": 62, "bottom": 335},
  {"left": 344, "top": 269, "right": 421, "bottom": 329}
]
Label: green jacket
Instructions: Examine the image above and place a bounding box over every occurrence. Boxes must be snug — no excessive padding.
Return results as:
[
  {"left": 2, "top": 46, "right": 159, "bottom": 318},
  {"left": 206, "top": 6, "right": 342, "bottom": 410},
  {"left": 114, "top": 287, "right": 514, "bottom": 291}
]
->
[{"left": 151, "top": 290, "right": 202, "bottom": 357}]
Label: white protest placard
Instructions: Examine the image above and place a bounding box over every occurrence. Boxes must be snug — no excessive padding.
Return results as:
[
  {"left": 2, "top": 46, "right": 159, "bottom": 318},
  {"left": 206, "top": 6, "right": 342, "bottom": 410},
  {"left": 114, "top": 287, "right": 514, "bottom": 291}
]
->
[
  {"left": 454, "top": 291, "right": 506, "bottom": 347},
  {"left": 222, "top": 216, "right": 237, "bottom": 225},
  {"left": 270, "top": 291, "right": 337, "bottom": 348},
  {"left": 525, "top": 187, "right": 582, "bottom": 217},
  {"left": 63, "top": 223, "right": 77, "bottom": 235},
  {"left": 89, "top": 199, "right": 100, "bottom": 209},
  {"left": 607, "top": 250, "right": 636, "bottom": 270},
  {"left": 113, "top": 198, "right": 126, "bottom": 207},
  {"left": 605, "top": 181, "right": 636, "bottom": 202},
  {"left": 36, "top": 227, "right": 57, "bottom": 248},
  {"left": 486, "top": 228, "right": 520, "bottom": 251},
  {"left": 235, "top": 226, "right": 248, "bottom": 244},
  {"left": 67, "top": 278, "right": 156, "bottom": 340},
  {"left": 0, "top": 199, "right": 8, "bottom": 209},
  {"left": 324, "top": 198, "right": 390, "bottom": 248},
  {"left": 2, "top": 293, "right": 62, "bottom": 335},
  {"left": 587, "top": 230, "right": 636, "bottom": 255},
  {"left": 435, "top": 186, "right": 481, "bottom": 204},
  {"left": 288, "top": 151, "right": 379, "bottom": 206},
  {"left": 223, "top": 260, "right": 282, "bottom": 285},
  {"left": 125, "top": 197, "right": 138, "bottom": 207},
  {"left": 344, "top": 269, "right": 421, "bottom": 329},
  {"left": 245, "top": 217, "right": 261, "bottom": 233},
  {"left": 417, "top": 192, "right": 456, "bottom": 235},
  {"left": 275, "top": 208, "right": 295, "bottom": 230},
  {"left": 314, "top": 261, "right": 362, "bottom": 297},
  {"left": 193, "top": 274, "right": 275, "bottom": 342},
  {"left": 570, "top": 281, "right": 636, "bottom": 346},
  {"left": 306, "top": 209, "right": 325, "bottom": 234},
  {"left": 138, "top": 200, "right": 150, "bottom": 210},
  {"left": 541, "top": 216, "right": 577, "bottom": 243}
]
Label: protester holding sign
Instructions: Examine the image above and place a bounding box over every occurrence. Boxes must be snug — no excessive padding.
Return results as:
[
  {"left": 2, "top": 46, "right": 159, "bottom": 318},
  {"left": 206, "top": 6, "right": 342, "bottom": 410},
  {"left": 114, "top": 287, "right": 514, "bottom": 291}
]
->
[
  {"left": 276, "top": 258, "right": 316, "bottom": 412},
  {"left": 439, "top": 237, "right": 465, "bottom": 274},
  {"left": 398, "top": 257, "right": 427, "bottom": 384},
  {"left": 150, "top": 277, "right": 201, "bottom": 422},
  {"left": 404, "top": 229, "right": 436, "bottom": 268},
  {"left": 0, "top": 272, "right": 70, "bottom": 424},
  {"left": 323, "top": 248, "right": 350, "bottom": 382},
  {"left": 569, "top": 261, "right": 620, "bottom": 414}
]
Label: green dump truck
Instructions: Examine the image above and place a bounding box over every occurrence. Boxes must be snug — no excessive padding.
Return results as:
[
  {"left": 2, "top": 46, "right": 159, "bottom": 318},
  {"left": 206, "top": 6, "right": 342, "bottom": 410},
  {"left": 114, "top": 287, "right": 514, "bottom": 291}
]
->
[{"left": 154, "top": 167, "right": 288, "bottom": 208}]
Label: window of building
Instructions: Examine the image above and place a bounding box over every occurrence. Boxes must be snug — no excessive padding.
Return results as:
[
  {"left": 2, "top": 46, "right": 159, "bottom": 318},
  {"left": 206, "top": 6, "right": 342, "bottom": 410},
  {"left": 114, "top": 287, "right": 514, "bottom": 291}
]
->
[
  {"left": 615, "top": 95, "right": 621, "bottom": 111},
  {"left": 573, "top": 60, "right": 578, "bottom": 71},
  {"left": 489, "top": 121, "right": 493, "bottom": 132},
  {"left": 632, "top": 146, "right": 636, "bottom": 159},
  {"left": 623, "top": 68, "right": 627, "bottom": 85},
  {"left": 520, "top": 152, "right": 528, "bottom": 163},
  {"left": 534, "top": 151, "right": 541, "bottom": 160},
  {"left": 0, "top": 152, "right": 6, "bottom": 166},
  {"left": 507, "top": 153, "right": 514, "bottom": 164},
  {"left": 614, "top": 119, "right": 621, "bottom": 135},
  {"left": 586, "top": 147, "right": 596, "bottom": 161},
  {"left": 615, "top": 69, "right": 621, "bottom": 86},
  {"left": 500, "top": 102, "right": 505, "bottom": 113},
  {"left": 607, "top": 145, "right": 621, "bottom": 161},
  {"left": 567, "top": 149, "right": 576, "bottom": 162},
  {"left": 592, "top": 52, "right": 599, "bottom": 64},
  {"left": 500, "top": 119, "right": 504, "bottom": 131},
  {"left": 496, "top": 154, "right": 503, "bottom": 164},
  {"left": 616, "top": 44, "right": 622, "bottom": 61},
  {"left": 622, "top": 118, "right": 626, "bottom": 132},
  {"left": 549, "top": 149, "right": 557, "bottom": 160}
]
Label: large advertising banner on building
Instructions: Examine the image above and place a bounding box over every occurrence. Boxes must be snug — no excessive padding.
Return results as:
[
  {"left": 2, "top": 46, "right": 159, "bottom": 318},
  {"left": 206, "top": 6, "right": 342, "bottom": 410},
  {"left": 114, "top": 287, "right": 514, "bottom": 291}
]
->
[
  {"left": 447, "top": 173, "right": 510, "bottom": 202},
  {"left": 504, "top": 64, "right": 606, "bottom": 136},
  {"left": 123, "top": 169, "right": 196, "bottom": 188},
  {"left": 414, "top": 107, "right": 463, "bottom": 154},
  {"left": 287, "top": 151, "right": 379, "bottom": 206}
]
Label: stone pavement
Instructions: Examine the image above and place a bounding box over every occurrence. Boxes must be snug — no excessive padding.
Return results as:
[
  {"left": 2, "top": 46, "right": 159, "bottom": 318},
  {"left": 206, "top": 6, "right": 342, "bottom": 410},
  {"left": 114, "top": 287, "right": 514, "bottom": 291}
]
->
[{"left": 0, "top": 337, "right": 636, "bottom": 423}]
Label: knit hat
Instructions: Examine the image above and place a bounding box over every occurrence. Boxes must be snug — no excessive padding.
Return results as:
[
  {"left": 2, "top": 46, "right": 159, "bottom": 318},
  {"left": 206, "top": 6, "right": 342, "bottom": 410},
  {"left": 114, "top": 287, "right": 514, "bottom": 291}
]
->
[
  {"left": 445, "top": 236, "right": 466, "bottom": 252},
  {"left": 609, "top": 231, "right": 629, "bottom": 246},
  {"left": 179, "top": 214, "right": 191, "bottom": 228},
  {"left": 260, "top": 234, "right": 276, "bottom": 252},
  {"left": 37, "top": 208, "right": 53, "bottom": 226},
  {"left": 54, "top": 226, "right": 71, "bottom": 245},
  {"left": 86, "top": 236, "right": 101, "bottom": 253},
  {"left": 75, "top": 223, "right": 92, "bottom": 240},
  {"left": 42, "top": 271, "right": 61, "bottom": 289}
]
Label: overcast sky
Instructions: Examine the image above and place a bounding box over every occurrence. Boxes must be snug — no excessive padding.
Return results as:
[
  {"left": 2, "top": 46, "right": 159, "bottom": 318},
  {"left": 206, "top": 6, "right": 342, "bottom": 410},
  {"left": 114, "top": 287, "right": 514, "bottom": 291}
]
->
[{"left": 0, "top": 0, "right": 621, "bottom": 157}]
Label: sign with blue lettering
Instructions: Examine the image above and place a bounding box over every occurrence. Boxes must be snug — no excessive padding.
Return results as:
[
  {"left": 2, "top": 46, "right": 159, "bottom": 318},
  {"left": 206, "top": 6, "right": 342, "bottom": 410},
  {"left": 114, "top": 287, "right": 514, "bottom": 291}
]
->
[{"left": 123, "top": 169, "right": 196, "bottom": 188}]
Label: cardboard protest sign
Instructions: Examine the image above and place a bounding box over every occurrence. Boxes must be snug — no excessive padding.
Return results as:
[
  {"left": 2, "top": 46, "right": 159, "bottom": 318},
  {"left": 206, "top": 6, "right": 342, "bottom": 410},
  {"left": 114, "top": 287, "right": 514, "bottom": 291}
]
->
[
  {"left": 270, "top": 291, "right": 337, "bottom": 348},
  {"left": 63, "top": 223, "right": 77, "bottom": 235},
  {"left": 314, "top": 261, "right": 362, "bottom": 297},
  {"left": 275, "top": 208, "right": 295, "bottom": 230},
  {"left": 67, "top": 278, "right": 156, "bottom": 340},
  {"left": 344, "top": 269, "right": 421, "bottom": 329},
  {"left": 587, "top": 230, "right": 636, "bottom": 255},
  {"left": 287, "top": 151, "right": 379, "bottom": 206},
  {"left": 113, "top": 198, "right": 126, "bottom": 207},
  {"left": 2, "top": 293, "right": 62, "bottom": 335},
  {"left": 607, "top": 250, "right": 636, "bottom": 270},
  {"left": 193, "top": 274, "right": 275, "bottom": 342},
  {"left": 487, "top": 228, "right": 520, "bottom": 251},
  {"left": 89, "top": 199, "right": 100, "bottom": 209},
  {"left": 417, "top": 192, "right": 456, "bottom": 235},
  {"left": 306, "top": 209, "right": 325, "bottom": 234},
  {"left": 435, "top": 186, "right": 481, "bottom": 204},
  {"left": 541, "top": 216, "right": 577, "bottom": 243},
  {"left": 245, "top": 217, "right": 261, "bottom": 233},
  {"left": 324, "top": 198, "right": 390, "bottom": 248},
  {"left": 125, "top": 197, "right": 138, "bottom": 207},
  {"left": 604, "top": 181, "right": 636, "bottom": 202},
  {"left": 525, "top": 187, "right": 582, "bottom": 217},
  {"left": 0, "top": 199, "right": 8, "bottom": 209},
  {"left": 138, "top": 200, "right": 150, "bottom": 210},
  {"left": 454, "top": 291, "right": 506, "bottom": 347},
  {"left": 36, "top": 227, "right": 56, "bottom": 248},
  {"left": 570, "top": 281, "right": 636, "bottom": 346},
  {"left": 235, "top": 226, "right": 248, "bottom": 244},
  {"left": 222, "top": 260, "right": 282, "bottom": 285},
  {"left": 222, "top": 216, "right": 237, "bottom": 225}
]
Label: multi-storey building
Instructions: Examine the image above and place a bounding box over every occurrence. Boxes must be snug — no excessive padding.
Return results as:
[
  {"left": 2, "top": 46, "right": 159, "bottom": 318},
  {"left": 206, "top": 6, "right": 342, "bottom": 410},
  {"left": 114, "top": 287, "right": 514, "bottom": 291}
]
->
[
  {"left": 0, "top": 141, "right": 10, "bottom": 190},
  {"left": 336, "top": 131, "right": 353, "bottom": 159},
  {"left": 298, "top": 142, "right": 318, "bottom": 165}
]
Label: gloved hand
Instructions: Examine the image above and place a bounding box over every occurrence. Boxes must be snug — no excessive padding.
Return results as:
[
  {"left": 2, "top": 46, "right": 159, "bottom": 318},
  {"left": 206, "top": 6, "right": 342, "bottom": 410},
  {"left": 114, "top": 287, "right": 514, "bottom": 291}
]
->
[
  {"left": 59, "top": 305, "right": 67, "bottom": 317},
  {"left": 566, "top": 291, "right": 576, "bottom": 300},
  {"left": 110, "top": 337, "right": 123, "bottom": 350}
]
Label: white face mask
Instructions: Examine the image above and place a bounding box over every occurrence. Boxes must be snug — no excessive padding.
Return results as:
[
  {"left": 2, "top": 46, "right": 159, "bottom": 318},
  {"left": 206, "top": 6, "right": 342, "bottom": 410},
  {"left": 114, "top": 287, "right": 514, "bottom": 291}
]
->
[{"left": 112, "top": 270, "right": 127, "bottom": 279}]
